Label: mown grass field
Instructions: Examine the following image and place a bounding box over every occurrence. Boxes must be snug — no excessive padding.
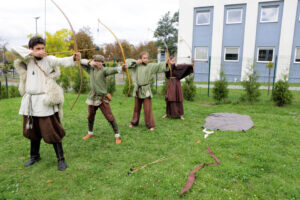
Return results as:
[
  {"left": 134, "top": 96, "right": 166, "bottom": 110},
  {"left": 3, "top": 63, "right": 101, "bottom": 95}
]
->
[{"left": 0, "top": 86, "right": 300, "bottom": 199}]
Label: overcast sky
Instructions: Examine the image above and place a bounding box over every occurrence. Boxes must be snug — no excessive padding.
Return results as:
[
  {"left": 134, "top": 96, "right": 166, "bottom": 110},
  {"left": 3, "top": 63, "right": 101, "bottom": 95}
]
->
[{"left": 0, "top": 0, "right": 179, "bottom": 49}]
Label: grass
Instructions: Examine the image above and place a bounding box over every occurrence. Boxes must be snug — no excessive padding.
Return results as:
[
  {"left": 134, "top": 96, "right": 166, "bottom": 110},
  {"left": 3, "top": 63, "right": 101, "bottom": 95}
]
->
[{"left": 0, "top": 86, "right": 300, "bottom": 199}]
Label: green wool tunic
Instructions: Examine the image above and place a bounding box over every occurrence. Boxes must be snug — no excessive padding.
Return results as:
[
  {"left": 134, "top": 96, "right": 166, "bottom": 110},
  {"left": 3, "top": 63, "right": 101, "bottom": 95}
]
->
[
  {"left": 126, "top": 59, "right": 168, "bottom": 99},
  {"left": 81, "top": 59, "right": 120, "bottom": 105}
]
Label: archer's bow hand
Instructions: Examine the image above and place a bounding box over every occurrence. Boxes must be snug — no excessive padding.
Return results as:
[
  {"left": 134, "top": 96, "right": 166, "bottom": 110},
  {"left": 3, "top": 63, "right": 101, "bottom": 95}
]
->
[
  {"left": 122, "top": 64, "right": 128, "bottom": 71},
  {"left": 73, "top": 52, "right": 81, "bottom": 61}
]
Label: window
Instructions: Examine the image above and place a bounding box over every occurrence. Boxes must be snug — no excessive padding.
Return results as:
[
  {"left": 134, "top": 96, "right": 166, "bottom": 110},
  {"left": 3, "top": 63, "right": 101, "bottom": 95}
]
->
[
  {"left": 295, "top": 47, "right": 300, "bottom": 63},
  {"left": 194, "top": 47, "right": 208, "bottom": 61},
  {"left": 196, "top": 11, "right": 210, "bottom": 25},
  {"left": 257, "top": 47, "right": 274, "bottom": 62},
  {"left": 224, "top": 47, "right": 239, "bottom": 61},
  {"left": 260, "top": 6, "right": 279, "bottom": 23},
  {"left": 227, "top": 9, "right": 243, "bottom": 24}
]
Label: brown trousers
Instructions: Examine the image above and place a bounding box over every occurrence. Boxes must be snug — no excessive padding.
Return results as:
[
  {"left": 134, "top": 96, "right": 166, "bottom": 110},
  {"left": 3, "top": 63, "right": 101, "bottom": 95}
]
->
[
  {"left": 23, "top": 113, "right": 65, "bottom": 144},
  {"left": 87, "top": 102, "right": 115, "bottom": 123},
  {"left": 131, "top": 97, "right": 155, "bottom": 129}
]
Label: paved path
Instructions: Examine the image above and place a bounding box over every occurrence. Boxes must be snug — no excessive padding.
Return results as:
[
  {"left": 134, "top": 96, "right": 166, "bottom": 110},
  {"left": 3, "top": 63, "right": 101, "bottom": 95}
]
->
[
  {"left": 195, "top": 84, "right": 300, "bottom": 91},
  {"left": 4, "top": 76, "right": 300, "bottom": 91}
]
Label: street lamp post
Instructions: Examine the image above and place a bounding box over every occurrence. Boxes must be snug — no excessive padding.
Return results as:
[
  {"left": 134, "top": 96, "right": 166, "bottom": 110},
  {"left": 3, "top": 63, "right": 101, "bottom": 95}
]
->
[{"left": 34, "top": 16, "right": 40, "bottom": 36}]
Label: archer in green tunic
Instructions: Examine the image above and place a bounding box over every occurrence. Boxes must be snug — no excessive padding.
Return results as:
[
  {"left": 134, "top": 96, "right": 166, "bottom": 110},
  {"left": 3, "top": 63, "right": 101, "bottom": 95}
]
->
[
  {"left": 127, "top": 51, "right": 169, "bottom": 131},
  {"left": 80, "top": 55, "right": 125, "bottom": 144}
]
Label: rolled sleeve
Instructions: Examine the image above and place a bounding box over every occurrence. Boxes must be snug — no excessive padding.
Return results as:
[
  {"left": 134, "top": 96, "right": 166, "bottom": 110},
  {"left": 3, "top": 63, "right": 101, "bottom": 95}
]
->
[{"left": 11, "top": 47, "right": 32, "bottom": 60}]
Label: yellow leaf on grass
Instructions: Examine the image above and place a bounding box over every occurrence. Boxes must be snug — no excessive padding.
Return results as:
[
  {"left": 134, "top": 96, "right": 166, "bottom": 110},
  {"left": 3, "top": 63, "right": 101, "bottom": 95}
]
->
[{"left": 46, "top": 180, "right": 54, "bottom": 184}]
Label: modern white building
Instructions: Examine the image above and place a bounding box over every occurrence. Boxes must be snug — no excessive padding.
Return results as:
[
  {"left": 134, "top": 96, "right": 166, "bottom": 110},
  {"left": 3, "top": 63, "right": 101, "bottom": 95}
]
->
[{"left": 177, "top": 0, "right": 300, "bottom": 82}]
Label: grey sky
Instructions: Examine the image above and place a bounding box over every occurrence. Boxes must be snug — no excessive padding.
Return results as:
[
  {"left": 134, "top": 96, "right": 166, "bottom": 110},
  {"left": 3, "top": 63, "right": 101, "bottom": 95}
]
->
[{"left": 0, "top": 0, "right": 179, "bottom": 49}]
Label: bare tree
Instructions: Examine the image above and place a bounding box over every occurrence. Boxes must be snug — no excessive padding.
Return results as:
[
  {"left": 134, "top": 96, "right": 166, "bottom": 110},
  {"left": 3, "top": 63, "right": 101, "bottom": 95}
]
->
[{"left": 0, "top": 37, "right": 8, "bottom": 64}]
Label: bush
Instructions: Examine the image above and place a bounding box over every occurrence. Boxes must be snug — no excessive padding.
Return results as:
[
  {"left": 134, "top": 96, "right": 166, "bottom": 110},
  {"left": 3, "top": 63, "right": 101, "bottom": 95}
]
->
[
  {"left": 72, "top": 68, "right": 89, "bottom": 94},
  {"left": 182, "top": 75, "right": 196, "bottom": 101},
  {"left": 106, "top": 74, "right": 116, "bottom": 95},
  {"left": 123, "top": 75, "right": 133, "bottom": 97},
  {"left": 0, "top": 81, "right": 20, "bottom": 99},
  {"left": 272, "top": 79, "right": 293, "bottom": 106},
  {"left": 57, "top": 67, "right": 72, "bottom": 92},
  {"left": 0, "top": 85, "right": 8, "bottom": 100},
  {"left": 240, "top": 65, "right": 261, "bottom": 103},
  {"left": 9, "top": 85, "right": 20, "bottom": 98},
  {"left": 213, "top": 71, "right": 229, "bottom": 103}
]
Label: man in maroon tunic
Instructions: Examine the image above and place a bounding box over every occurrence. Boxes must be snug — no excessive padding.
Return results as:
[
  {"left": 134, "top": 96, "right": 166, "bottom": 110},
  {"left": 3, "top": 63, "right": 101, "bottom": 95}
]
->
[{"left": 162, "top": 57, "right": 194, "bottom": 120}]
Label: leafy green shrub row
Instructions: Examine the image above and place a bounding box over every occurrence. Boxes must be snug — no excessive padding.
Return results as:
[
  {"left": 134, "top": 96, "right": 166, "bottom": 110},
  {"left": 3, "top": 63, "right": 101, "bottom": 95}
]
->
[{"left": 0, "top": 84, "right": 20, "bottom": 100}]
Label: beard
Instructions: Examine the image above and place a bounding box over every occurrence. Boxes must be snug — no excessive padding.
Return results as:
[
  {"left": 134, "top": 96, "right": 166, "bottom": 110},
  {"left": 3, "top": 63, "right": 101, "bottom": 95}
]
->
[{"left": 34, "top": 57, "right": 43, "bottom": 60}]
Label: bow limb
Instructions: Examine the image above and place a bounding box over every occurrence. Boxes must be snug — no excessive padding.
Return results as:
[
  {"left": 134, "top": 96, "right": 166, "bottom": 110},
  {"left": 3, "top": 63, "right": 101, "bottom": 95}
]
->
[
  {"left": 51, "top": 0, "right": 83, "bottom": 110},
  {"left": 181, "top": 38, "right": 193, "bottom": 62},
  {"left": 97, "top": 19, "right": 131, "bottom": 96},
  {"left": 162, "top": 40, "right": 172, "bottom": 77},
  {"left": 180, "top": 38, "right": 195, "bottom": 75}
]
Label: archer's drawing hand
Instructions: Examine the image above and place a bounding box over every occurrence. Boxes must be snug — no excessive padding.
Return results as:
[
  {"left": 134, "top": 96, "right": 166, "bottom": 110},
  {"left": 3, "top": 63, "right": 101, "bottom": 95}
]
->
[
  {"left": 31, "top": 51, "right": 47, "bottom": 58},
  {"left": 73, "top": 52, "right": 81, "bottom": 61},
  {"left": 136, "top": 59, "right": 142, "bottom": 64},
  {"left": 89, "top": 60, "right": 97, "bottom": 67}
]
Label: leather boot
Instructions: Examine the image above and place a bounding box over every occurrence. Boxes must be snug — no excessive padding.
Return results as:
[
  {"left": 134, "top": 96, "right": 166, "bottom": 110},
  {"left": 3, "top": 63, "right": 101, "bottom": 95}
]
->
[
  {"left": 53, "top": 142, "right": 67, "bottom": 171},
  {"left": 24, "top": 140, "right": 41, "bottom": 167}
]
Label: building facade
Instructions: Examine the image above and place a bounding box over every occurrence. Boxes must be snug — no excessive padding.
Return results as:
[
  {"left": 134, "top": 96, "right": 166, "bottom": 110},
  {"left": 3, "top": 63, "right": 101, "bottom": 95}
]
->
[{"left": 177, "top": 0, "right": 300, "bottom": 82}]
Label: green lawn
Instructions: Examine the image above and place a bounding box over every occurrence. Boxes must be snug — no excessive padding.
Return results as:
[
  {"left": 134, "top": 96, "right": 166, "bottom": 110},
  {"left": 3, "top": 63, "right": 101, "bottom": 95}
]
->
[{"left": 1, "top": 86, "right": 300, "bottom": 199}]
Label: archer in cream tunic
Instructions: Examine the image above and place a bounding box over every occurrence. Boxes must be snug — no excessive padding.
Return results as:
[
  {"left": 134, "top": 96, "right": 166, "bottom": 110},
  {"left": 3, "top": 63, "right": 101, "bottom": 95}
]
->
[{"left": 12, "top": 47, "right": 76, "bottom": 117}]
